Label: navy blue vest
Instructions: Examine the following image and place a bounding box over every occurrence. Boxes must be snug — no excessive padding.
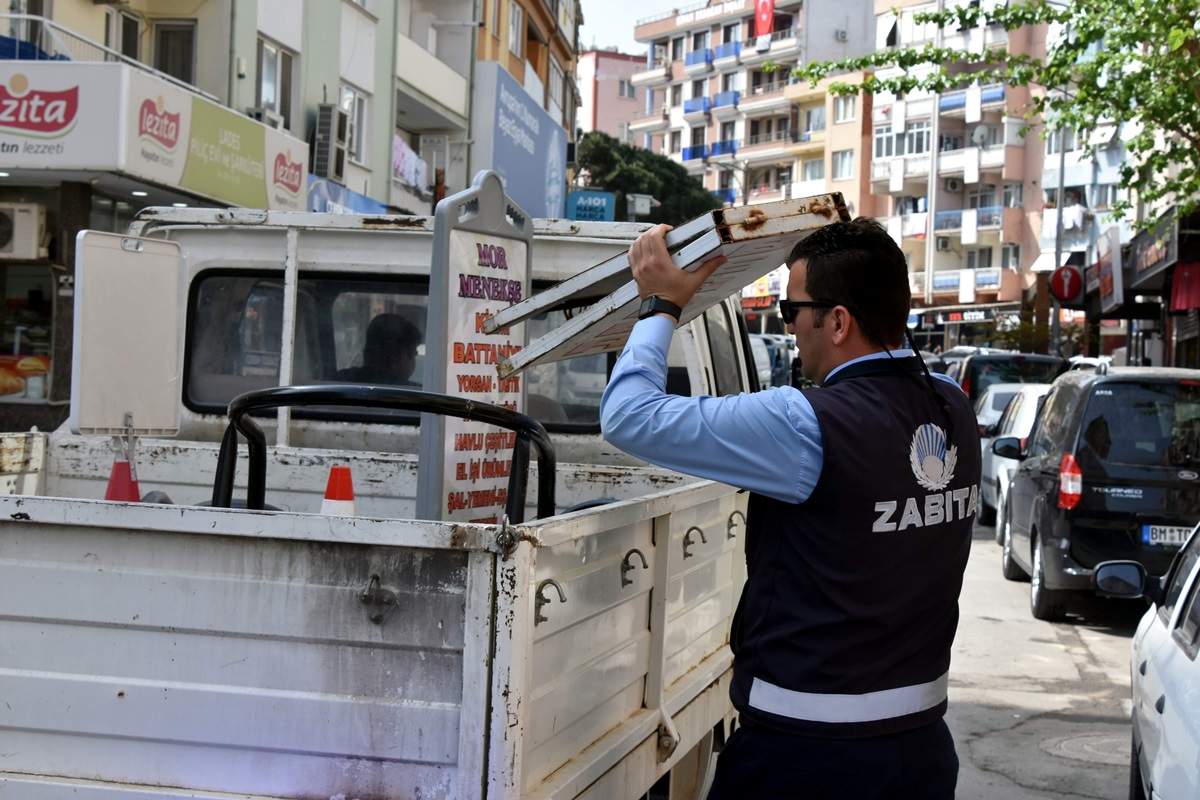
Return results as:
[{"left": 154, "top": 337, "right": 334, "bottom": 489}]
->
[{"left": 729, "top": 356, "right": 980, "bottom": 738}]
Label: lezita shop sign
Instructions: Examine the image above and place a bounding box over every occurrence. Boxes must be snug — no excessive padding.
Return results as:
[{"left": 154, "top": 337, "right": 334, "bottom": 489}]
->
[
  {"left": 0, "top": 72, "right": 78, "bottom": 153},
  {"left": 138, "top": 96, "right": 181, "bottom": 151},
  {"left": 272, "top": 150, "right": 303, "bottom": 198}
]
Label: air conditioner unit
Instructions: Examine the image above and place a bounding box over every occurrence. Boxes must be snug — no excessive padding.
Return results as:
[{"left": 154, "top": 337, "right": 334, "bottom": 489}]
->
[
  {"left": 247, "top": 106, "right": 284, "bottom": 129},
  {"left": 0, "top": 203, "right": 47, "bottom": 261},
  {"left": 311, "top": 103, "right": 348, "bottom": 183},
  {"left": 943, "top": 177, "right": 963, "bottom": 193},
  {"left": 835, "top": 29, "right": 848, "bottom": 42},
  {"left": 936, "top": 236, "right": 952, "bottom": 252}
]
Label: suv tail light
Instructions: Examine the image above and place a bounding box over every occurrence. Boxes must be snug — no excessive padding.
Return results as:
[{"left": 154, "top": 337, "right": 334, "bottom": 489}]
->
[
  {"left": 962, "top": 375, "right": 972, "bottom": 398},
  {"left": 1058, "top": 453, "right": 1083, "bottom": 509}
]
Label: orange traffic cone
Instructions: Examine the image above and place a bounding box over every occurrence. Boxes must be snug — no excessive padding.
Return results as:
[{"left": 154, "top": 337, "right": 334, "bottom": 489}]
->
[
  {"left": 321, "top": 465, "right": 356, "bottom": 515},
  {"left": 105, "top": 459, "right": 141, "bottom": 502}
]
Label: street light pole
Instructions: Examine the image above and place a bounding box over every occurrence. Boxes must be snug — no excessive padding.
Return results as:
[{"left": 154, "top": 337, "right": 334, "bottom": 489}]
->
[{"left": 1050, "top": 122, "right": 1067, "bottom": 355}]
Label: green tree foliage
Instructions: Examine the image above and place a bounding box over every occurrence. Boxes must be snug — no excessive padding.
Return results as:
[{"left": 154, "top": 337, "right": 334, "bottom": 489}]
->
[
  {"left": 796, "top": 0, "right": 1200, "bottom": 221},
  {"left": 575, "top": 131, "right": 720, "bottom": 225}
]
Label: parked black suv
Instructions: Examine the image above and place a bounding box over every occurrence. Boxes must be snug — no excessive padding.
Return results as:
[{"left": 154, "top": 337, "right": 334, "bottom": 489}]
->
[
  {"left": 956, "top": 352, "right": 1067, "bottom": 407},
  {"left": 994, "top": 367, "right": 1200, "bottom": 620}
]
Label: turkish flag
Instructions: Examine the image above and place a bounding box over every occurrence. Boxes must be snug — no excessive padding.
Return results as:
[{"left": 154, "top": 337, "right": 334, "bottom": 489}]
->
[{"left": 755, "top": 0, "right": 775, "bottom": 37}]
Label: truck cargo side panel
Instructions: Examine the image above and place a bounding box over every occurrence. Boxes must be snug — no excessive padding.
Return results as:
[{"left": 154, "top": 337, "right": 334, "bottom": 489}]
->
[{"left": 0, "top": 518, "right": 475, "bottom": 799}]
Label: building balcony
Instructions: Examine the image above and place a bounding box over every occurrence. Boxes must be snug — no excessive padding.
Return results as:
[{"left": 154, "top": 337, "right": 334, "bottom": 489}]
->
[
  {"left": 712, "top": 90, "right": 740, "bottom": 119},
  {"left": 739, "top": 81, "right": 794, "bottom": 115},
  {"left": 712, "top": 188, "right": 738, "bottom": 205},
  {"left": 395, "top": 31, "right": 469, "bottom": 126},
  {"left": 631, "top": 60, "right": 672, "bottom": 87},
  {"left": 939, "top": 84, "right": 1005, "bottom": 116},
  {"left": 1040, "top": 206, "right": 1094, "bottom": 252},
  {"left": 0, "top": 12, "right": 218, "bottom": 100},
  {"left": 683, "top": 96, "right": 711, "bottom": 120},
  {"left": 708, "top": 139, "right": 738, "bottom": 160},
  {"left": 741, "top": 28, "right": 801, "bottom": 65},
  {"left": 940, "top": 25, "right": 1009, "bottom": 52},
  {"left": 913, "top": 268, "right": 1005, "bottom": 297},
  {"left": 932, "top": 206, "right": 1014, "bottom": 236},
  {"left": 884, "top": 212, "right": 931, "bottom": 241},
  {"left": 684, "top": 49, "right": 713, "bottom": 74},
  {"left": 747, "top": 185, "right": 787, "bottom": 204},
  {"left": 741, "top": 129, "right": 813, "bottom": 162},
  {"left": 713, "top": 41, "right": 742, "bottom": 67},
  {"left": 791, "top": 178, "right": 827, "bottom": 198},
  {"left": 630, "top": 106, "right": 670, "bottom": 132},
  {"left": 681, "top": 144, "right": 708, "bottom": 161}
]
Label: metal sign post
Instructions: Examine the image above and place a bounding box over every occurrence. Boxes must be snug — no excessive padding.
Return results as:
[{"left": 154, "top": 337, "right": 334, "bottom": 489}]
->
[{"left": 416, "top": 170, "right": 533, "bottom": 522}]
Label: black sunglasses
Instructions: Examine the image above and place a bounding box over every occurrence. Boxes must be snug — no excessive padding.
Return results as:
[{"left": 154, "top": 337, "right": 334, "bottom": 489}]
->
[{"left": 779, "top": 299, "right": 838, "bottom": 324}]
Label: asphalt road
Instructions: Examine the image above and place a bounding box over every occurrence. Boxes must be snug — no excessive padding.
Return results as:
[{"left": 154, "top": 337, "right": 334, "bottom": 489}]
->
[{"left": 949, "top": 521, "right": 1145, "bottom": 799}]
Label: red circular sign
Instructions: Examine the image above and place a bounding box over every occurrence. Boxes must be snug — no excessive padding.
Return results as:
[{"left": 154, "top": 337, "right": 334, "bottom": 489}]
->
[{"left": 1050, "top": 265, "right": 1083, "bottom": 303}]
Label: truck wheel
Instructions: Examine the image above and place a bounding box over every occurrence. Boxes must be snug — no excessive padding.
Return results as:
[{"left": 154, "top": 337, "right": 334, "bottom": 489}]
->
[
  {"left": 667, "top": 728, "right": 716, "bottom": 800},
  {"left": 1000, "top": 501, "right": 1028, "bottom": 582},
  {"left": 1030, "top": 531, "right": 1067, "bottom": 621}
]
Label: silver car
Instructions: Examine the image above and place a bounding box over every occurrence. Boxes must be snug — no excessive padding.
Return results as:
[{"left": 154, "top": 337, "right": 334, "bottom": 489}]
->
[{"left": 981, "top": 382, "right": 1051, "bottom": 535}]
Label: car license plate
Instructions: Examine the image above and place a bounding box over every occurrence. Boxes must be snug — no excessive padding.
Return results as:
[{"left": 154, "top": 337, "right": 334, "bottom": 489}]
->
[{"left": 1141, "top": 525, "right": 1192, "bottom": 547}]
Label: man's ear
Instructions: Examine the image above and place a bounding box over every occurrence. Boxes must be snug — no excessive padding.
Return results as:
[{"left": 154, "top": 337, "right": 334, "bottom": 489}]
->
[{"left": 831, "top": 306, "right": 853, "bottom": 345}]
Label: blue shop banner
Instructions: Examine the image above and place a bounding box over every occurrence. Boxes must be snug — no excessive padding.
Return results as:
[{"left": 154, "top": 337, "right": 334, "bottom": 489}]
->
[
  {"left": 567, "top": 190, "right": 616, "bottom": 221},
  {"left": 307, "top": 175, "right": 388, "bottom": 214},
  {"left": 470, "top": 61, "right": 567, "bottom": 219}
]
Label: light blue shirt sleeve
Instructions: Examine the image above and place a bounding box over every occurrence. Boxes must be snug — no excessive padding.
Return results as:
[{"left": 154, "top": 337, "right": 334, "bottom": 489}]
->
[{"left": 599, "top": 315, "right": 823, "bottom": 504}]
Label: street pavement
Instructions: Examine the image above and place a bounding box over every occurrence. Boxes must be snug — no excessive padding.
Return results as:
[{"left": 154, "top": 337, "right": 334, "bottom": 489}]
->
[{"left": 948, "top": 521, "right": 1144, "bottom": 799}]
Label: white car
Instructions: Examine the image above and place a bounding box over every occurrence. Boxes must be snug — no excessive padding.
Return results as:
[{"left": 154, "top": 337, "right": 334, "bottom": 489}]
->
[
  {"left": 982, "top": 382, "right": 1052, "bottom": 535},
  {"left": 1094, "top": 529, "right": 1200, "bottom": 800},
  {"left": 973, "top": 382, "right": 1024, "bottom": 521}
]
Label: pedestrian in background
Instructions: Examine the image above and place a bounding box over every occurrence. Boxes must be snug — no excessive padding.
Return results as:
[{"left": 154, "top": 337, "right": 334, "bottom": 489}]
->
[{"left": 600, "top": 218, "right": 982, "bottom": 799}]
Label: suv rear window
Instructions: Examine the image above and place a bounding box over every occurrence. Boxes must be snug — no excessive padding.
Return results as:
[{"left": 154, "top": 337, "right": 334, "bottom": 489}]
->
[{"left": 1076, "top": 382, "right": 1200, "bottom": 469}]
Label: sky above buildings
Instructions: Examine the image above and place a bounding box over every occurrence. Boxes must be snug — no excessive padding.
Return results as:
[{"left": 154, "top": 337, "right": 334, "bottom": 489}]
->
[{"left": 579, "top": 0, "right": 672, "bottom": 55}]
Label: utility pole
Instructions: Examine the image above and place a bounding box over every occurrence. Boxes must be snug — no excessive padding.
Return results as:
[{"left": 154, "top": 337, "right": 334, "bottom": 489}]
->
[{"left": 921, "top": 0, "right": 945, "bottom": 311}]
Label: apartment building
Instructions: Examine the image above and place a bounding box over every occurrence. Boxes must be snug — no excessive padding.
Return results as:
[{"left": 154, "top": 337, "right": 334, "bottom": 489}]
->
[
  {"left": 866, "top": 0, "right": 1054, "bottom": 345},
  {"left": 577, "top": 49, "right": 645, "bottom": 143},
  {"left": 630, "top": 0, "right": 874, "bottom": 208},
  {"left": 474, "top": 0, "right": 580, "bottom": 217}
]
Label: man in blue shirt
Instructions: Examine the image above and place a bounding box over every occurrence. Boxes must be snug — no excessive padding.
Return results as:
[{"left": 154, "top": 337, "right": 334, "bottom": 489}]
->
[{"left": 601, "top": 218, "right": 979, "bottom": 799}]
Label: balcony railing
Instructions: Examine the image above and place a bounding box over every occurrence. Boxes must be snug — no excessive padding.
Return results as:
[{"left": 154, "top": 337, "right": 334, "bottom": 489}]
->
[
  {"left": 927, "top": 268, "right": 1004, "bottom": 293},
  {"left": 712, "top": 90, "right": 739, "bottom": 109},
  {"left": 0, "top": 13, "right": 218, "bottom": 101},
  {"left": 745, "top": 79, "right": 793, "bottom": 98},
  {"left": 636, "top": 1, "right": 707, "bottom": 26},
  {"left": 685, "top": 49, "right": 713, "bottom": 68},
  {"left": 709, "top": 139, "right": 738, "bottom": 157},
  {"left": 712, "top": 188, "right": 737, "bottom": 205},
  {"left": 683, "top": 96, "right": 712, "bottom": 114},
  {"left": 714, "top": 41, "right": 742, "bottom": 60},
  {"left": 681, "top": 144, "right": 707, "bottom": 161},
  {"left": 934, "top": 206, "right": 1004, "bottom": 231},
  {"left": 744, "top": 129, "right": 794, "bottom": 146},
  {"left": 939, "top": 84, "right": 1005, "bottom": 112},
  {"left": 976, "top": 206, "right": 1003, "bottom": 226}
]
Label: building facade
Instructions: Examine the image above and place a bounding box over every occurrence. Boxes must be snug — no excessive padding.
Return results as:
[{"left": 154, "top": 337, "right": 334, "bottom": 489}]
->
[
  {"left": 576, "top": 49, "right": 645, "bottom": 143},
  {"left": 630, "top": 0, "right": 874, "bottom": 210}
]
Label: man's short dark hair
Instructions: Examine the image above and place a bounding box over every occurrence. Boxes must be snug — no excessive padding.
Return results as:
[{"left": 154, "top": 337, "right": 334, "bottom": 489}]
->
[{"left": 786, "top": 217, "right": 910, "bottom": 347}]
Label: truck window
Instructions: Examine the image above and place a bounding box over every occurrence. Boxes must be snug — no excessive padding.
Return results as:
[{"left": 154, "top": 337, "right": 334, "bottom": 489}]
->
[
  {"left": 185, "top": 271, "right": 626, "bottom": 430},
  {"left": 704, "top": 303, "right": 742, "bottom": 396}
]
